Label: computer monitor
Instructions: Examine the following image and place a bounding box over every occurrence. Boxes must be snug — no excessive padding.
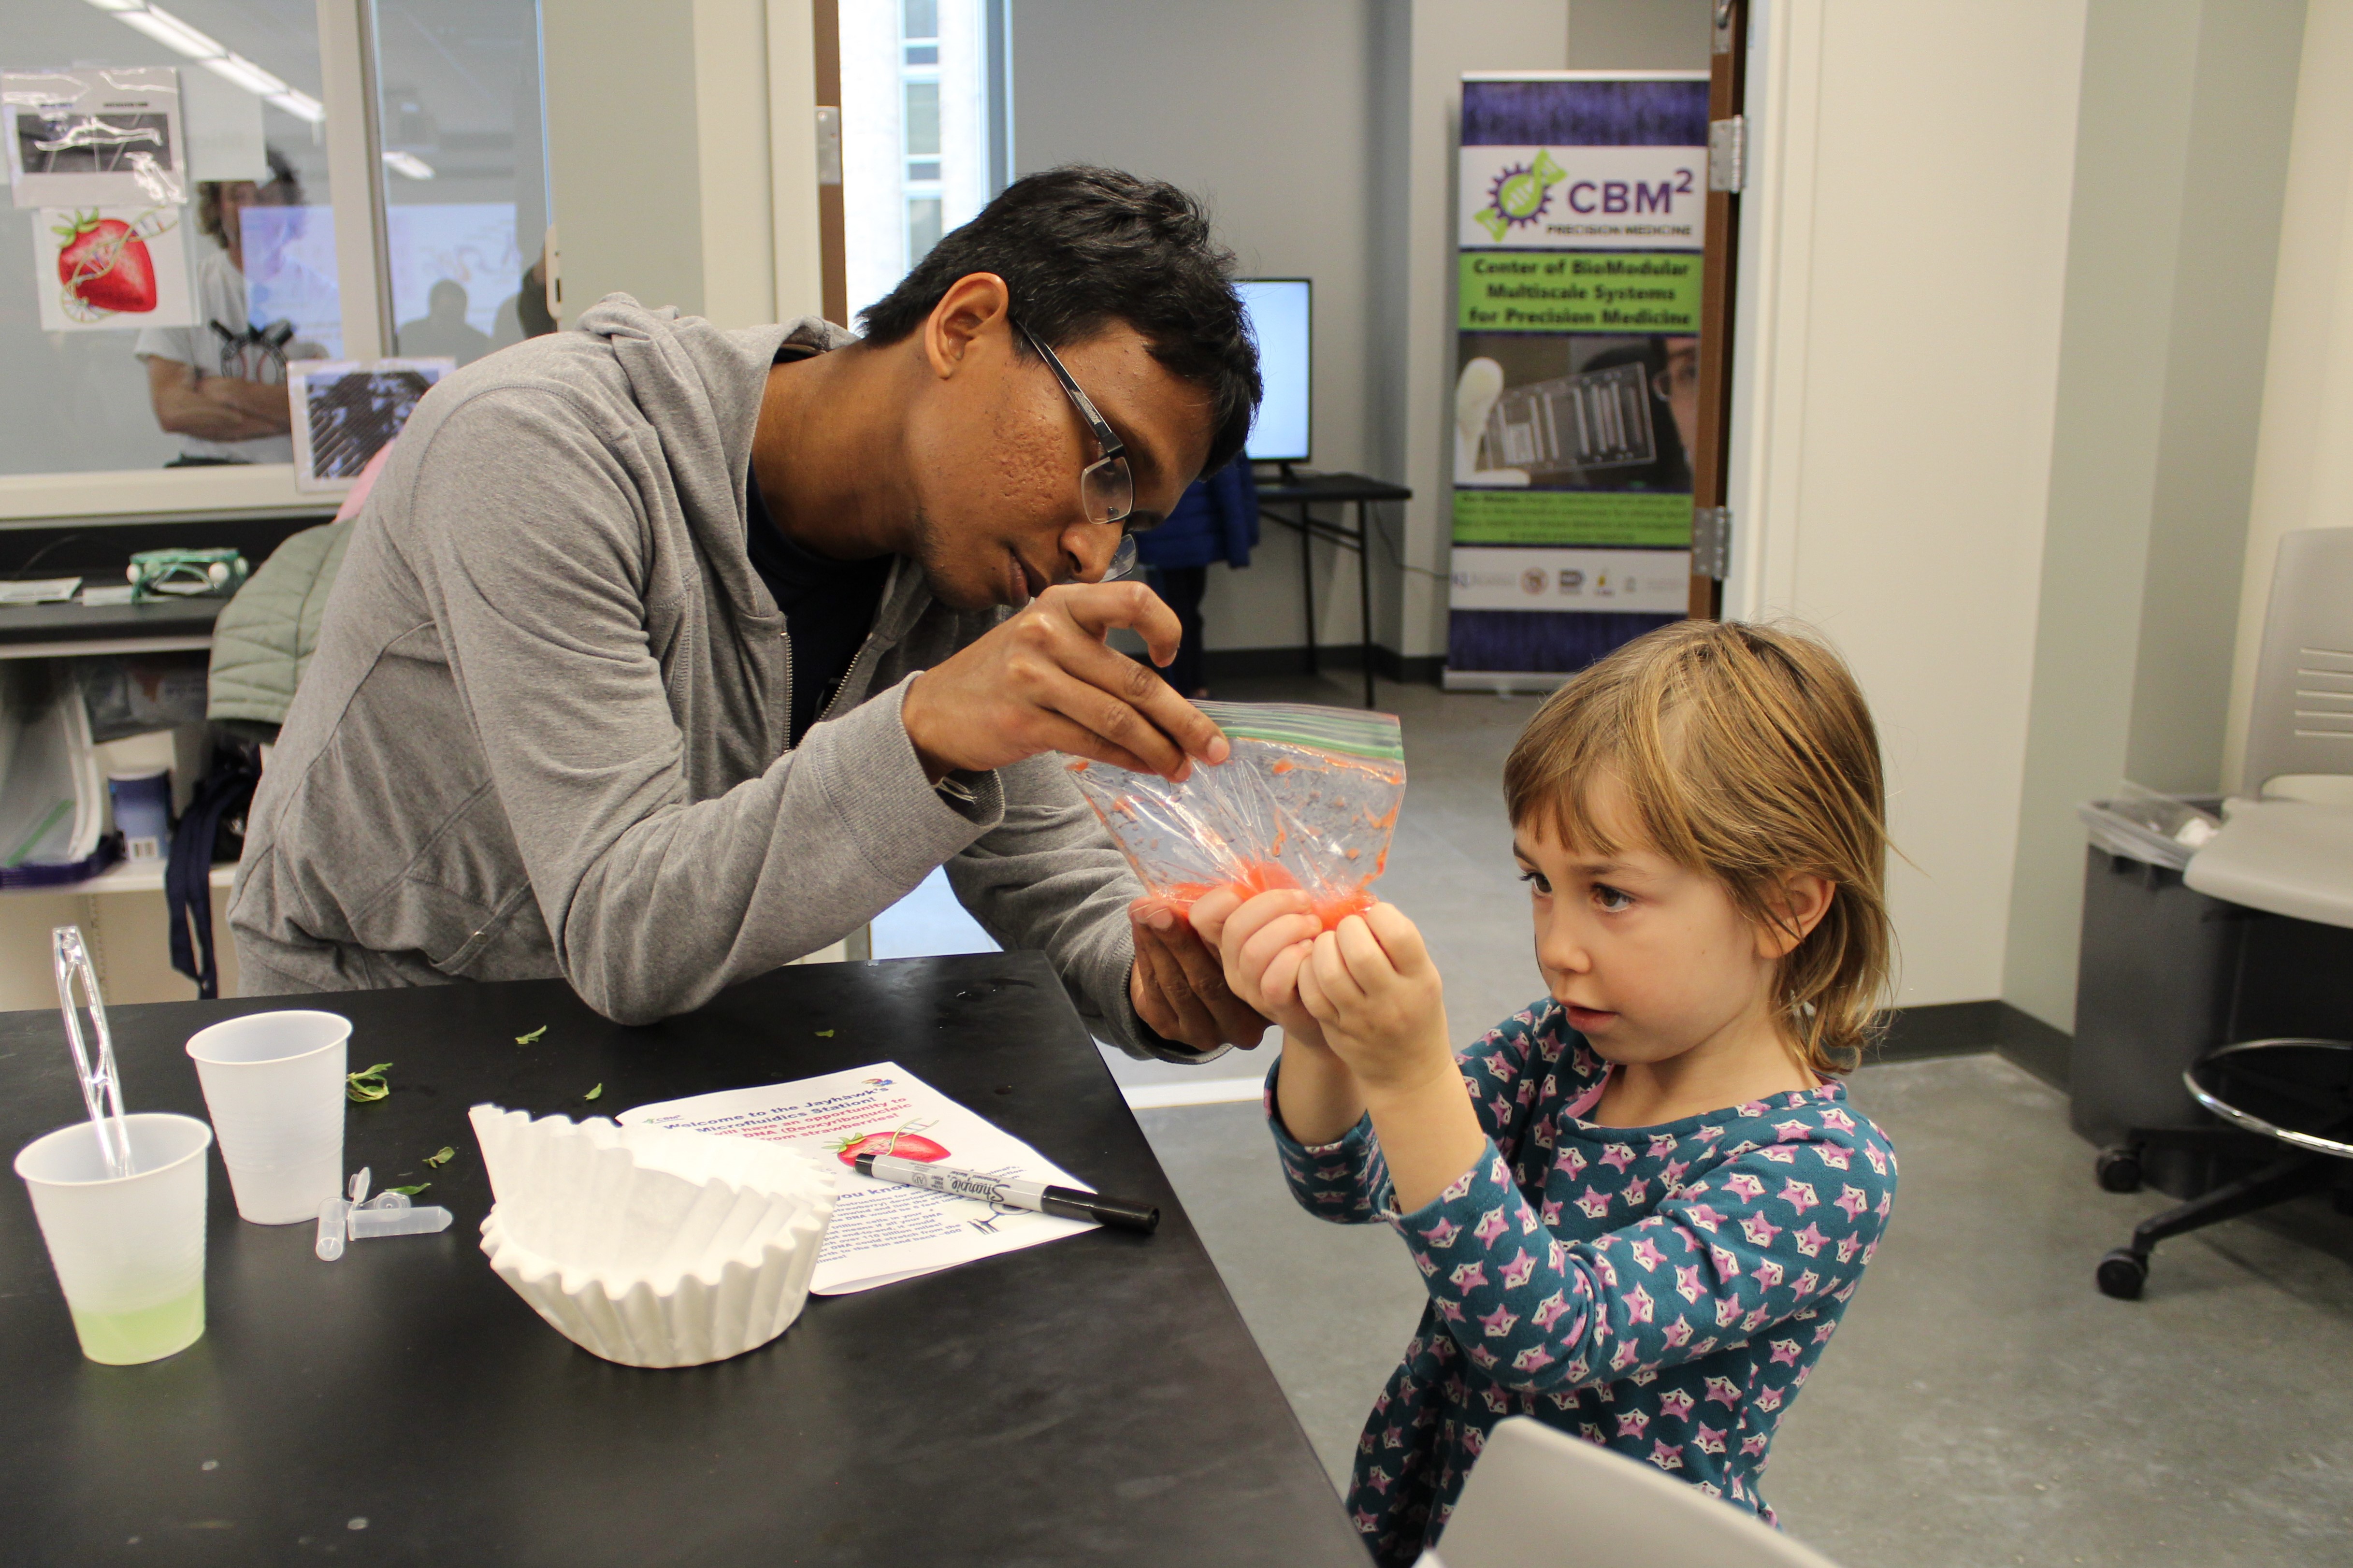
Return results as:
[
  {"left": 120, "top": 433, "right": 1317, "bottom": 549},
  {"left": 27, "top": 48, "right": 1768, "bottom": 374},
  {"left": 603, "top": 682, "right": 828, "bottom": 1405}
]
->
[{"left": 1237, "top": 278, "right": 1311, "bottom": 467}]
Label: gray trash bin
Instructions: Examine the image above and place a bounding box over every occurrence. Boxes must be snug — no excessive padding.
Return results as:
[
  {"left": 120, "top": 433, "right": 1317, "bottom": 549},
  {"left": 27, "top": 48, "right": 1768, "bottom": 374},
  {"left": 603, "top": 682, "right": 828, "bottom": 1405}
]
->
[{"left": 2068, "top": 792, "right": 2242, "bottom": 1198}]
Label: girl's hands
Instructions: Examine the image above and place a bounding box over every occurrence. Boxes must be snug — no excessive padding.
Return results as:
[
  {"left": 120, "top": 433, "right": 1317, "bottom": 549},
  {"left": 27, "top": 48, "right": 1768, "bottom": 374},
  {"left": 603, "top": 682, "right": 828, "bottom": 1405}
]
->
[
  {"left": 1189, "top": 886, "right": 1329, "bottom": 1052},
  {"left": 1296, "top": 904, "right": 1454, "bottom": 1099}
]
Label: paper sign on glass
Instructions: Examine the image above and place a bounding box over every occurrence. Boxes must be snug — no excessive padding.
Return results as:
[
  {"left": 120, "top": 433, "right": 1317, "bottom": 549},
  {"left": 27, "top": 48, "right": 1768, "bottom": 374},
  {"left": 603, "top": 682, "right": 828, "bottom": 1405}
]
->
[
  {"left": 30, "top": 205, "right": 194, "bottom": 331},
  {"left": 620, "top": 1062, "right": 1097, "bottom": 1295},
  {"left": 4, "top": 67, "right": 187, "bottom": 209}
]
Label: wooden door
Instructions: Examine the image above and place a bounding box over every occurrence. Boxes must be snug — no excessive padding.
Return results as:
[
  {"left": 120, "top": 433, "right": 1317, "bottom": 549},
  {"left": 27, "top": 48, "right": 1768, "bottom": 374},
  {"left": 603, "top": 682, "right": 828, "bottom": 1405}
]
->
[{"left": 1687, "top": 0, "right": 1748, "bottom": 620}]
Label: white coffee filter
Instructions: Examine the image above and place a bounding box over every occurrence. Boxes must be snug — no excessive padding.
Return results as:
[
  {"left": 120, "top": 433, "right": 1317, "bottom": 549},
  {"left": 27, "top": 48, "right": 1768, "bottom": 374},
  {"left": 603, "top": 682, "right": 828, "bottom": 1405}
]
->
[{"left": 469, "top": 1105, "right": 836, "bottom": 1368}]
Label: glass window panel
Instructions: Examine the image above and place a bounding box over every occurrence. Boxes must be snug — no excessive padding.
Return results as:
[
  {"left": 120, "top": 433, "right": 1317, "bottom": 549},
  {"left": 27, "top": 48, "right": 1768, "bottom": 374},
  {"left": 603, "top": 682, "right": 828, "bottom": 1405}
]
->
[
  {"left": 902, "top": 0, "right": 938, "bottom": 43},
  {"left": 907, "top": 197, "right": 942, "bottom": 265},
  {"left": 906, "top": 160, "right": 939, "bottom": 183},
  {"left": 902, "top": 44, "right": 937, "bottom": 66},
  {"left": 0, "top": 0, "right": 337, "bottom": 475},
  {"left": 372, "top": 0, "right": 553, "bottom": 367},
  {"left": 903, "top": 81, "right": 939, "bottom": 159}
]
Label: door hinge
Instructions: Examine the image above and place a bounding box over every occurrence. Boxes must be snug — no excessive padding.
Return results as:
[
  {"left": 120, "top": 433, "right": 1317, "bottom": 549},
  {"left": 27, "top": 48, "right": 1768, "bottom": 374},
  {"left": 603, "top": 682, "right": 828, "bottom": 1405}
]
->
[
  {"left": 1714, "top": 0, "right": 1739, "bottom": 54},
  {"left": 815, "top": 106, "right": 843, "bottom": 187},
  {"left": 1709, "top": 116, "right": 1747, "bottom": 193},
  {"left": 1691, "top": 506, "right": 1732, "bottom": 580}
]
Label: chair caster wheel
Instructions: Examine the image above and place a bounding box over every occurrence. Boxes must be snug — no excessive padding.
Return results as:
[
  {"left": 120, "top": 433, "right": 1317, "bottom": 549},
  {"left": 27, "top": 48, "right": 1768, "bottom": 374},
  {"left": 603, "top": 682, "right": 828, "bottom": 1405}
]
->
[
  {"left": 2096, "top": 1249, "right": 2147, "bottom": 1300},
  {"left": 2095, "top": 1148, "right": 2143, "bottom": 1193}
]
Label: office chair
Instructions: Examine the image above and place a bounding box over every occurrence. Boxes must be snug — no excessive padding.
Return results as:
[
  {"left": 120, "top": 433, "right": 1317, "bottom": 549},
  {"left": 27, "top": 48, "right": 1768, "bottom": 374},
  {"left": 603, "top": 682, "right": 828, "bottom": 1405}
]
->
[
  {"left": 2093, "top": 527, "right": 2353, "bottom": 1300},
  {"left": 1418, "top": 1418, "right": 1845, "bottom": 1568}
]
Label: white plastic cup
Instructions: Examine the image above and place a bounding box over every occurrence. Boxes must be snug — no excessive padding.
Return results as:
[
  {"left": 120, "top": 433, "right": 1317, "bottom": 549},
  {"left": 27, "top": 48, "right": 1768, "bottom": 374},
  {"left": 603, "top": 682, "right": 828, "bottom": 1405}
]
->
[
  {"left": 14, "top": 1113, "right": 214, "bottom": 1365},
  {"left": 186, "top": 1010, "right": 351, "bottom": 1225}
]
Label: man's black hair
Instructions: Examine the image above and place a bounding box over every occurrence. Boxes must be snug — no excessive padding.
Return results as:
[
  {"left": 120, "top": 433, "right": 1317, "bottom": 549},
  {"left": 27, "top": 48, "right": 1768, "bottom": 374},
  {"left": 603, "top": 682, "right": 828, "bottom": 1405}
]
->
[{"left": 860, "top": 166, "right": 1262, "bottom": 477}]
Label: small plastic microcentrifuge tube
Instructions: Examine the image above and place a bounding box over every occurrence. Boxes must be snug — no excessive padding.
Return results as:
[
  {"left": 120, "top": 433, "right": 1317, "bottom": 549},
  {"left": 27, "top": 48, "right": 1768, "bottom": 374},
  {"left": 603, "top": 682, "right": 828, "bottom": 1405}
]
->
[
  {"left": 316, "top": 1194, "right": 350, "bottom": 1260},
  {"left": 347, "top": 1203, "right": 453, "bottom": 1239}
]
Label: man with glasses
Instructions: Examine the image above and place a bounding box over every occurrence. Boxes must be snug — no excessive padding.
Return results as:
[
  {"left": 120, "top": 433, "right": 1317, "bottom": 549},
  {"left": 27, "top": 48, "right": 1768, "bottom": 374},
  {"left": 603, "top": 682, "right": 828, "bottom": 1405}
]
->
[{"left": 230, "top": 167, "right": 1272, "bottom": 1063}]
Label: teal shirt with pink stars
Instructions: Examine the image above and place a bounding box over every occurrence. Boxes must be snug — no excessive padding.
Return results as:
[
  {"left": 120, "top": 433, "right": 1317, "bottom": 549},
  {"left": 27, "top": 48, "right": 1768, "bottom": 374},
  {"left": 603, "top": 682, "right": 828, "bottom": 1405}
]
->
[{"left": 1269, "top": 997, "right": 1896, "bottom": 1568}]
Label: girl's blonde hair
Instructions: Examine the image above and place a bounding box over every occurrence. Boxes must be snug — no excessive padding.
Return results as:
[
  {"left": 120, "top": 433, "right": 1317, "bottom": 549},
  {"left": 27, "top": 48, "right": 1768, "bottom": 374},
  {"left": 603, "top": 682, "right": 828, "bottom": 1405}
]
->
[{"left": 1502, "top": 620, "right": 1892, "bottom": 1076}]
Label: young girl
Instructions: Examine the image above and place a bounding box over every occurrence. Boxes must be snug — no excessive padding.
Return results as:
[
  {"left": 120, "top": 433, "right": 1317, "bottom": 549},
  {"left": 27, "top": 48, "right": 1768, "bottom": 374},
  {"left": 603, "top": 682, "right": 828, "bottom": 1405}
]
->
[{"left": 1192, "top": 620, "right": 1898, "bottom": 1566}]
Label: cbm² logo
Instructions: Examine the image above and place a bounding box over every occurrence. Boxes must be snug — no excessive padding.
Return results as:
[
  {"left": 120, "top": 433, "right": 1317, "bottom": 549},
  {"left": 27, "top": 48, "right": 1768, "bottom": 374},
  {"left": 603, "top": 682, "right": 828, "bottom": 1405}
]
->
[{"left": 1476, "top": 151, "right": 1695, "bottom": 241}]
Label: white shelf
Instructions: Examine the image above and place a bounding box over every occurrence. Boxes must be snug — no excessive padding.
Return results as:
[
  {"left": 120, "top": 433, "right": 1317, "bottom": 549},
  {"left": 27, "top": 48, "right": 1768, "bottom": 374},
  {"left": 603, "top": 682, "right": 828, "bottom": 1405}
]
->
[{"left": 3, "top": 860, "right": 238, "bottom": 896}]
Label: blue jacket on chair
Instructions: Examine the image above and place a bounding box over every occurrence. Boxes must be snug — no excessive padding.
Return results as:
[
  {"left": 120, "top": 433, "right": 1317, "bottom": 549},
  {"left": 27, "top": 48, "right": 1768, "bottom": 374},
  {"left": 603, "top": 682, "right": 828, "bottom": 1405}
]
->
[{"left": 1135, "top": 457, "right": 1260, "bottom": 572}]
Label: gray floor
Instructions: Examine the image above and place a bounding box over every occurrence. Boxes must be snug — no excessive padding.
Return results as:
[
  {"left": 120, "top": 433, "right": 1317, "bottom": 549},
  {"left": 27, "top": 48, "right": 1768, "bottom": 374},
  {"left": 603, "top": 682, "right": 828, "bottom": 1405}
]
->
[{"left": 875, "top": 670, "right": 2353, "bottom": 1565}]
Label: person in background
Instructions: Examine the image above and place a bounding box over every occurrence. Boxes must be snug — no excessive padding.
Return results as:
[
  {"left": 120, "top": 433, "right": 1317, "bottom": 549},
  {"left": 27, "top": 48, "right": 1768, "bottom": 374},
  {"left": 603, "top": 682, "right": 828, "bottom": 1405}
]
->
[
  {"left": 1194, "top": 619, "right": 1899, "bottom": 1564},
  {"left": 136, "top": 148, "right": 319, "bottom": 466},
  {"left": 1134, "top": 455, "right": 1258, "bottom": 698},
  {"left": 396, "top": 279, "right": 493, "bottom": 366},
  {"left": 491, "top": 247, "right": 560, "bottom": 350}
]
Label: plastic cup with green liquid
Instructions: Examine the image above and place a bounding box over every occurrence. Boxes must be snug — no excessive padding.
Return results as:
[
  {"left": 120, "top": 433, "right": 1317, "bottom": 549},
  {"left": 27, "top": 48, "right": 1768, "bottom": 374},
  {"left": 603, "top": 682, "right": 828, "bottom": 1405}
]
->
[{"left": 14, "top": 1112, "right": 213, "bottom": 1364}]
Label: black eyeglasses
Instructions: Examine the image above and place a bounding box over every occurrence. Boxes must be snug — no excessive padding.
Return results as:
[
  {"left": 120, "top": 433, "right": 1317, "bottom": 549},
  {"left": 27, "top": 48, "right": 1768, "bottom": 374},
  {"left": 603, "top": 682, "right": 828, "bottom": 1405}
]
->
[{"left": 1015, "top": 322, "right": 1148, "bottom": 576}]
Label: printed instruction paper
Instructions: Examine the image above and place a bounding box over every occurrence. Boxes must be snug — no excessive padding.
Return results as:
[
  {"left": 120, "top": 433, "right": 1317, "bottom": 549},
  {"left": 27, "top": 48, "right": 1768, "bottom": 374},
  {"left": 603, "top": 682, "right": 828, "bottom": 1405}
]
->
[{"left": 620, "top": 1062, "right": 1095, "bottom": 1295}]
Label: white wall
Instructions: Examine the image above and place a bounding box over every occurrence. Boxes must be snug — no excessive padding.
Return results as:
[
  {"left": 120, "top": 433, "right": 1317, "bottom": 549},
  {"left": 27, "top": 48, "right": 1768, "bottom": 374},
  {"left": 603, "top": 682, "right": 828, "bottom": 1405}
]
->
[
  {"left": 1734, "top": 0, "right": 2091, "bottom": 1007},
  {"left": 1013, "top": 0, "right": 1571, "bottom": 663},
  {"left": 2225, "top": 0, "right": 2353, "bottom": 791}
]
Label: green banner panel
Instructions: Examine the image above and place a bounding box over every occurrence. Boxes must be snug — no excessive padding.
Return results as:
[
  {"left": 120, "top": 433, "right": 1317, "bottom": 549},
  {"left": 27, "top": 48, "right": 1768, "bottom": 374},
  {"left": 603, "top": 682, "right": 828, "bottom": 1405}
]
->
[
  {"left": 1452, "top": 489, "right": 1692, "bottom": 546},
  {"left": 1458, "top": 252, "right": 1703, "bottom": 333}
]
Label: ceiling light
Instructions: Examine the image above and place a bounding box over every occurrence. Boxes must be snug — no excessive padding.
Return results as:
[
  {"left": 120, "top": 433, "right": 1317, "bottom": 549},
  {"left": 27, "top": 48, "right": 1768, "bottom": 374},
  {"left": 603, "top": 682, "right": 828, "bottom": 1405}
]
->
[
  {"left": 200, "top": 54, "right": 288, "bottom": 96},
  {"left": 79, "top": 0, "right": 146, "bottom": 14},
  {"left": 382, "top": 150, "right": 434, "bottom": 180},
  {"left": 115, "top": 5, "right": 226, "bottom": 60},
  {"left": 267, "top": 88, "right": 326, "bottom": 123}
]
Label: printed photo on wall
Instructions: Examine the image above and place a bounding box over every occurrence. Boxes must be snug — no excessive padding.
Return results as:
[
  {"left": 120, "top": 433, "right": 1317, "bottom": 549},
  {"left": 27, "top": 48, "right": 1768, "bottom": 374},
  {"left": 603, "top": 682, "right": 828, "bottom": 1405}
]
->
[
  {"left": 31, "top": 206, "right": 195, "bottom": 332},
  {"left": 3, "top": 67, "right": 188, "bottom": 209},
  {"left": 287, "top": 358, "right": 455, "bottom": 492}
]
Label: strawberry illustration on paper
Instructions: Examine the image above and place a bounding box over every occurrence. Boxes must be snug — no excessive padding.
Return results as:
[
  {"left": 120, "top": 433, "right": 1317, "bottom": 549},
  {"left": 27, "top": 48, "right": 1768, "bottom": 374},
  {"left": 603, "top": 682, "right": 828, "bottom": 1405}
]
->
[
  {"left": 49, "top": 207, "right": 175, "bottom": 323},
  {"left": 833, "top": 1123, "right": 951, "bottom": 1167}
]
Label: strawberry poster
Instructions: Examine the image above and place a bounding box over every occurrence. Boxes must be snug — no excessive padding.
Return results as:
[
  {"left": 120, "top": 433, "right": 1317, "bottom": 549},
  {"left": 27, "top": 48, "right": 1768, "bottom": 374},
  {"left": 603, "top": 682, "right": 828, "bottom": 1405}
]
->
[{"left": 31, "top": 205, "right": 194, "bottom": 332}]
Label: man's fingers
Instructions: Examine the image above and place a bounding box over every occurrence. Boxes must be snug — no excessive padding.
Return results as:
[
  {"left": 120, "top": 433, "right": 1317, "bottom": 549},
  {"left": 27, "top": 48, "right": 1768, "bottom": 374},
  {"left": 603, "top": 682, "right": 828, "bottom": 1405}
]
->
[
  {"left": 1161, "top": 919, "right": 1267, "bottom": 1047},
  {"left": 1037, "top": 611, "right": 1229, "bottom": 766},
  {"left": 1056, "top": 579, "right": 1183, "bottom": 663},
  {"left": 1135, "top": 925, "right": 1217, "bottom": 1044}
]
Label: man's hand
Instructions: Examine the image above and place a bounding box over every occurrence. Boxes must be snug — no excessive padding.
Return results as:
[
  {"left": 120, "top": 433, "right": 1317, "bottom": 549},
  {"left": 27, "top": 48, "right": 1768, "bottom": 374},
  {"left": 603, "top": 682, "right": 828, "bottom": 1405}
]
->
[
  {"left": 1129, "top": 897, "right": 1271, "bottom": 1054},
  {"left": 901, "top": 582, "right": 1229, "bottom": 782}
]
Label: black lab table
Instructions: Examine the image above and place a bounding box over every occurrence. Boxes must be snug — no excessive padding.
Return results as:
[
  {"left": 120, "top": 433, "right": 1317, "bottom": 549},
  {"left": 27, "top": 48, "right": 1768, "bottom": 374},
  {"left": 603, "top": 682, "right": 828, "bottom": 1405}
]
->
[{"left": 0, "top": 952, "right": 1364, "bottom": 1567}]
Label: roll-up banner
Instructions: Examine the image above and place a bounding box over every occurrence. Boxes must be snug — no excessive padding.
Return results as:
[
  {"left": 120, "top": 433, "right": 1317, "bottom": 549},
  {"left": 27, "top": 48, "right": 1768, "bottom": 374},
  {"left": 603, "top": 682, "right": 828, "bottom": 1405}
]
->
[{"left": 1446, "top": 72, "right": 1709, "bottom": 689}]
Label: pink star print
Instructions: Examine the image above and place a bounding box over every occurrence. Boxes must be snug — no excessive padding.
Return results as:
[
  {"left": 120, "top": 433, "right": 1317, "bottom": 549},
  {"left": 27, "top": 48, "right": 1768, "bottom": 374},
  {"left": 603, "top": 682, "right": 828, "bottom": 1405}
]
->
[
  {"left": 1658, "top": 1389, "right": 1696, "bottom": 1420},
  {"left": 1768, "top": 1338, "right": 1802, "bottom": 1366},
  {"left": 1773, "top": 1119, "right": 1812, "bottom": 1143},
  {"left": 1695, "top": 1422, "right": 1728, "bottom": 1454},
  {"left": 1649, "top": 1439, "right": 1684, "bottom": 1470},
  {"left": 1741, "top": 1435, "right": 1768, "bottom": 1457},
  {"left": 1540, "top": 1198, "right": 1564, "bottom": 1226},
  {"left": 1533, "top": 1290, "right": 1573, "bottom": 1331},
  {"left": 1647, "top": 1133, "right": 1679, "bottom": 1158},
  {"left": 1365, "top": 1466, "right": 1392, "bottom": 1494},
  {"left": 1662, "top": 1318, "right": 1693, "bottom": 1348},
  {"left": 1623, "top": 1177, "right": 1649, "bottom": 1205},
  {"left": 1448, "top": 1261, "right": 1489, "bottom": 1292},
  {"left": 1820, "top": 1107, "right": 1856, "bottom": 1132},
  {"left": 1616, "top": 1411, "right": 1650, "bottom": 1438},
  {"left": 1792, "top": 1222, "right": 1829, "bottom": 1257},
  {"left": 1684, "top": 1202, "right": 1726, "bottom": 1233},
  {"left": 1715, "top": 1297, "right": 1744, "bottom": 1328},
  {"left": 1601, "top": 1142, "right": 1637, "bottom": 1173},
  {"left": 1610, "top": 1339, "right": 1643, "bottom": 1372},
  {"left": 1757, "top": 1146, "right": 1797, "bottom": 1165},
  {"left": 1576, "top": 1191, "right": 1612, "bottom": 1220},
  {"left": 1626, "top": 1284, "right": 1655, "bottom": 1323},
  {"left": 1816, "top": 1145, "right": 1851, "bottom": 1170},
  {"left": 1751, "top": 1257, "right": 1785, "bottom": 1288},
  {"left": 1473, "top": 1206, "right": 1510, "bottom": 1245},
  {"left": 1864, "top": 1144, "right": 1889, "bottom": 1176},
  {"left": 1779, "top": 1179, "right": 1819, "bottom": 1211},
  {"left": 1834, "top": 1185, "right": 1870, "bottom": 1221},
  {"left": 1675, "top": 1263, "right": 1707, "bottom": 1303},
  {"left": 1740, "top": 1214, "right": 1783, "bottom": 1248},
  {"left": 1836, "top": 1234, "right": 1862, "bottom": 1264},
  {"left": 1478, "top": 1303, "right": 1520, "bottom": 1338},
  {"left": 1501, "top": 1248, "right": 1538, "bottom": 1288},
  {"left": 1420, "top": 1216, "right": 1461, "bottom": 1247},
  {"left": 1742, "top": 1307, "right": 1769, "bottom": 1332},
  {"left": 1469, "top": 1344, "right": 1499, "bottom": 1370},
  {"left": 1511, "top": 1344, "right": 1557, "bottom": 1373},
  {"left": 1629, "top": 1237, "right": 1668, "bottom": 1272},
  {"left": 1434, "top": 1298, "right": 1465, "bottom": 1323},
  {"left": 1558, "top": 1148, "right": 1588, "bottom": 1179},
  {"left": 1704, "top": 1375, "right": 1742, "bottom": 1406},
  {"left": 1724, "top": 1172, "right": 1766, "bottom": 1200},
  {"left": 1795, "top": 1269, "right": 1819, "bottom": 1297}
]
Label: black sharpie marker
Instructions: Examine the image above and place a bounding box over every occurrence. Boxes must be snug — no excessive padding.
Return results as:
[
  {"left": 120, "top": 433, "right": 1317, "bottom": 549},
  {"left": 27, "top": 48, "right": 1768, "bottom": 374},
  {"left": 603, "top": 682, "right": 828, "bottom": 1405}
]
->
[{"left": 852, "top": 1152, "right": 1160, "bottom": 1234}]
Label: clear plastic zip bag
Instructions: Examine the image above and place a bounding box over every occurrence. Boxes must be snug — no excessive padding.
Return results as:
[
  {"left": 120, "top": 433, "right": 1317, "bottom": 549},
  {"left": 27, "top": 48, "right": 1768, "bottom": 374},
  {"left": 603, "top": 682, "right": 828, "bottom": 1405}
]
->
[{"left": 1067, "top": 702, "right": 1406, "bottom": 929}]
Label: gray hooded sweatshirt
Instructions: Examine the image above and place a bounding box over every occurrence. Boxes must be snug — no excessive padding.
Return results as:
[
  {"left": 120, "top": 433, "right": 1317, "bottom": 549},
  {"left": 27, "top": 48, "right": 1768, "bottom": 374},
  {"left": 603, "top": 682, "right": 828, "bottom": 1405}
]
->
[{"left": 230, "top": 295, "right": 1190, "bottom": 1057}]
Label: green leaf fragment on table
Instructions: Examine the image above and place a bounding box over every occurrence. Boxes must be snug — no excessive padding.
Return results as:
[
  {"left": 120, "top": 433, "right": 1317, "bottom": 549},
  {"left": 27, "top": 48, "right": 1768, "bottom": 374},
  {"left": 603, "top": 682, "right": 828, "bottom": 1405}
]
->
[
  {"left": 584, "top": 1083, "right": 604, "bottom": 1102},
  {"left": 423, "top": 1146, "right": 455, "bottom": 1168},
  {"left": 814, "top": 1029, "right": 835, "bottom": 1037},
  {"left": 386, "top": 1183, "right": 429, "bottom": 1197},
  {"left": 515, "top": 1025, "right": 548, "bottom": 1046},
  {"left": 346, "top": 1062, "right": 393, "bottom": 1103}
]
